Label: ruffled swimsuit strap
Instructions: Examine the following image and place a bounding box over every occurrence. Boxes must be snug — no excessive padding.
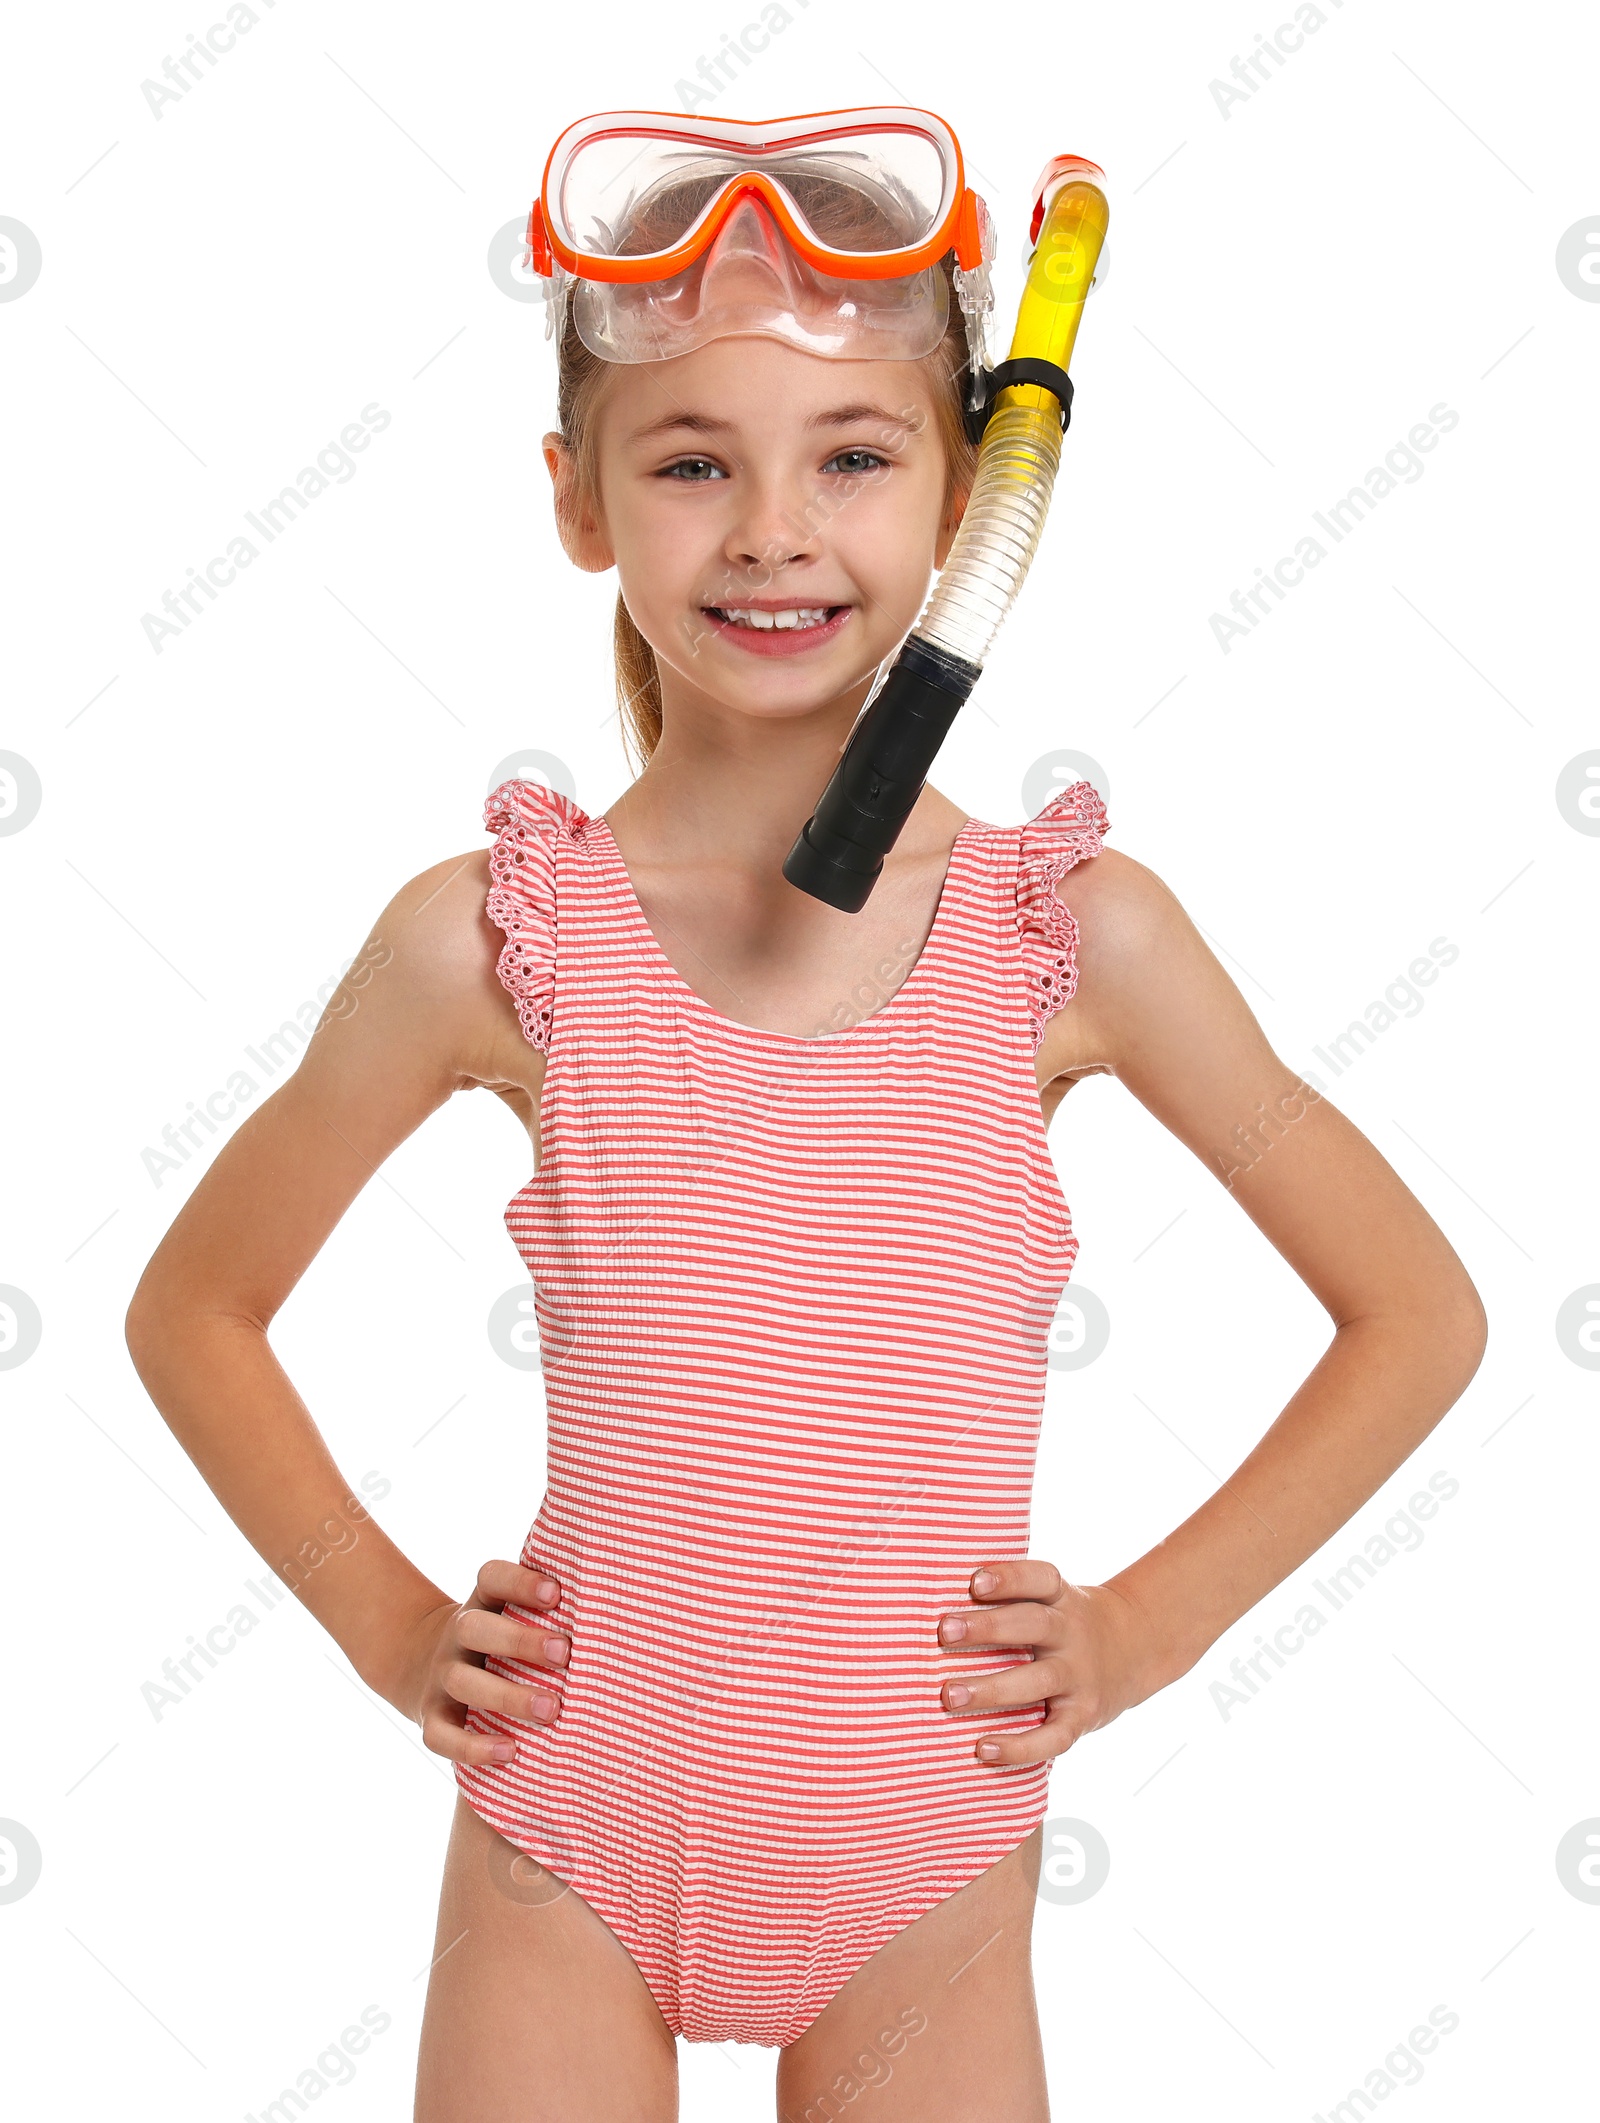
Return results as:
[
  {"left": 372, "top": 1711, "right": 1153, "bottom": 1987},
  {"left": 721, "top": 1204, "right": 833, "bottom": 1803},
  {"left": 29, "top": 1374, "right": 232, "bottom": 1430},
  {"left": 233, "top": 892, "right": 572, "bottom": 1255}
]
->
[
  {"left": 1013, "top": 779, "right": 1112, "bottom": 1054},
  {"left": 483, "top": 777, "right": 595, "bottom": 1052}
]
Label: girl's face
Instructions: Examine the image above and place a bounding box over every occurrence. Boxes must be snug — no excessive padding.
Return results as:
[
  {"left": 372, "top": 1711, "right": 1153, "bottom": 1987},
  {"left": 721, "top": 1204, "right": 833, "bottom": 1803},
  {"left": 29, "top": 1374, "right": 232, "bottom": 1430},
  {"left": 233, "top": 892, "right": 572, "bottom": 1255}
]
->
[{"left": 549, "top": 333, "right": 965, "bottom": 726}]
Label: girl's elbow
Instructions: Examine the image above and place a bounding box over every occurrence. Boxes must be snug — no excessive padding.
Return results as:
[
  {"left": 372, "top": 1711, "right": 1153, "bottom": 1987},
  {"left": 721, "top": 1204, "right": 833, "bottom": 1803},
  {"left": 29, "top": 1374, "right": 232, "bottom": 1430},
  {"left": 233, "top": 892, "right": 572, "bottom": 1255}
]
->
[
  {"left": 124, "top": 1288, "right": 171, "bottom": 1379},
  {"left": 1435, "top": 1274, "right": 1489, "bottom": 1390}
]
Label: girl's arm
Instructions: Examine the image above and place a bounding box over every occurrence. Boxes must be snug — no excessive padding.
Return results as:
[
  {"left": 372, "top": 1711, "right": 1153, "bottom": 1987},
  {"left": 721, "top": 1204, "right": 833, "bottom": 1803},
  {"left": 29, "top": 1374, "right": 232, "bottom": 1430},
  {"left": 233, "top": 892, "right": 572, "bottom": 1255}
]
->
[
  {"left": 947, "top": 845, "right": 1488, "bottom": 1756},
  {"left": 124, "top": 850, "right": 567, "bottom": 1759}
]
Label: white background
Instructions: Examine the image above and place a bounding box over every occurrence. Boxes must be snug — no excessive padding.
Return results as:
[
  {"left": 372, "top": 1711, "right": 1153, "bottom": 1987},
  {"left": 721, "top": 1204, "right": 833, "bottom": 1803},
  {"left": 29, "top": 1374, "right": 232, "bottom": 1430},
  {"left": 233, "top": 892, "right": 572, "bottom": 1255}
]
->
[{"left": 3, "top": 0, "right": 1597, "bottom": 2115}]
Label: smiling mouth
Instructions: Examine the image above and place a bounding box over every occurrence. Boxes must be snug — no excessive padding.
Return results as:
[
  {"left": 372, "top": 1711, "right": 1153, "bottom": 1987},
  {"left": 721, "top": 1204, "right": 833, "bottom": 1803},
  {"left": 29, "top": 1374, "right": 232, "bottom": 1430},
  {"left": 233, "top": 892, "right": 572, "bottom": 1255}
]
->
[{"left": 702, "top": 604, "right": 847, "bottom": 632}]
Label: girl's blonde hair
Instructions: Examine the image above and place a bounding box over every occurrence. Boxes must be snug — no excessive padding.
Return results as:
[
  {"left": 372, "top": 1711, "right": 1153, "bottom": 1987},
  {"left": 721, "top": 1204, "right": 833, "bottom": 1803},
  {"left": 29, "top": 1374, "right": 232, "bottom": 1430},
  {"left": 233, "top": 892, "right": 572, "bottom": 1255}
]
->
[{"left": 551, "top": 209, "right": 981, "bottom": 769}]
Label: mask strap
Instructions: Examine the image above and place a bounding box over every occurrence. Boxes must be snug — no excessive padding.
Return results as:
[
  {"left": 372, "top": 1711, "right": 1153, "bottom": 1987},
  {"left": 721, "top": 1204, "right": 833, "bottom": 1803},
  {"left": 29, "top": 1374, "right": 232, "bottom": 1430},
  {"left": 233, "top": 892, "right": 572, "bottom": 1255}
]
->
[{"left": 952, "top": 191, "right": 996, "bottom": 419}]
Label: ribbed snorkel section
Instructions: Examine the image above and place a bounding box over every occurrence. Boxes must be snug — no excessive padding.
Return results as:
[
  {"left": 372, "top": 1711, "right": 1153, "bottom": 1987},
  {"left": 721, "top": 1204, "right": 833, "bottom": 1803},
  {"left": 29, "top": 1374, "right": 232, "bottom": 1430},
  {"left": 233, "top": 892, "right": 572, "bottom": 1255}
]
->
[
  {"left": 783, "top": 168, "right": 1108, "bottom": 913},
  {"left": 912, "top": 401, "right": 1064, "bottom": 670}
]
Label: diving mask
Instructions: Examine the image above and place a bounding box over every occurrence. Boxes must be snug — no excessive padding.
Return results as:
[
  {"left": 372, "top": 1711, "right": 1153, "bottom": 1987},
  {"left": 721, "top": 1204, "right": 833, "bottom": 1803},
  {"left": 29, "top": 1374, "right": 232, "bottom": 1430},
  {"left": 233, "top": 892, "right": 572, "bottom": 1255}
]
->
[{"left": 528, "top": 105, "right": 997, "bottom": 373}]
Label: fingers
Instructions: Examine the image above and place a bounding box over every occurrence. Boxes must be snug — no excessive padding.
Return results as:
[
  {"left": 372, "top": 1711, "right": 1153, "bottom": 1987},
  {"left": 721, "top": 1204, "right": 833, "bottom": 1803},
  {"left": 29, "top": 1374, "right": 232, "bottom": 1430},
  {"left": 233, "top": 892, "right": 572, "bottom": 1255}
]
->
[
  {"left": 442, "top": 1657, "right": 561, "bottom": 1727},
  {"left": 421, "top": 1694, "right": 544, "bottom": 1768},
  {"left": 942, "top": 1560, "right": 1086, "bottom": 1767},
  {"left": 942, "top": 1654, "right": 1068, "bottom": 1719},
  {"left": 455, "top": 1603, "right": 569, "bottom": 1674},
  {"left": 420, "top": 1657, "right": 561, "bottom": 1767},
  {"left": 939, "top": 1598, "right": 1059, "bottom": 1651},
  {"left": 966, "top": 1557, "right": 1064, "bottom": 1605},
  {"left": 416, "top": 1558, "right": 568, "bottom": 1769},
  {"left": 420, "top": 1707, "right": 496, "bottom": 1766},
  {"left": 472, "top": 1557, "right": 563, "bottom": 1613},
  {"left": 964, "top": 1698, "right": 1087, "bottom": 1769}
]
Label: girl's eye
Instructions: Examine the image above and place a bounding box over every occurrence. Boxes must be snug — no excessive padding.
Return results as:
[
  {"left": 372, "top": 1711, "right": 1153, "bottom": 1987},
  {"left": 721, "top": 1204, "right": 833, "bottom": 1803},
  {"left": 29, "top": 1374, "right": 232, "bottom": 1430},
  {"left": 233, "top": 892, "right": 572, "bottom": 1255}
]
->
[
  {"left": 824, "top": 448, "right": 889, "bottom": 475},
  {"left": 661, "top": 457, "right": 726, "bottom": 482},
  {"left": 658, "top": 448, "right": 888, "bottom": 480}
]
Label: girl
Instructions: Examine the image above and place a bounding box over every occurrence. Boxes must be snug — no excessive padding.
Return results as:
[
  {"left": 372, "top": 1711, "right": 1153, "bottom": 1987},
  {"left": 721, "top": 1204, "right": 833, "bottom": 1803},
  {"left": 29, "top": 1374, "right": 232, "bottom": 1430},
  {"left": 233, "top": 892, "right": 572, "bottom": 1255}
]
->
[{"left": 125, "top": 108, "right": 1487, "bottom": 2122}]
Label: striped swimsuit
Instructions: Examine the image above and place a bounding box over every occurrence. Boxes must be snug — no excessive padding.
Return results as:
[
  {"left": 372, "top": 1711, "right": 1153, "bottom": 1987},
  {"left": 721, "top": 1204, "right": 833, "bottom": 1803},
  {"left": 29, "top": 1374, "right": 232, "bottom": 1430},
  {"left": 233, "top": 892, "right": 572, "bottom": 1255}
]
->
[{"left": 455, "top": 773, "right": 1111, "bottom": 2047}]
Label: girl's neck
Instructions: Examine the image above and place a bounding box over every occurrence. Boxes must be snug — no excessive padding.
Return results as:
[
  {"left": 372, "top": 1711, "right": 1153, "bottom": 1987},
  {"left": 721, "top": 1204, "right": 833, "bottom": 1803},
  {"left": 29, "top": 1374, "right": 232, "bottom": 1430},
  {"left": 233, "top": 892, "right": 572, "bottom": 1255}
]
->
[{"left": 608, "top": 679, "right": 872, "bottom": 869}]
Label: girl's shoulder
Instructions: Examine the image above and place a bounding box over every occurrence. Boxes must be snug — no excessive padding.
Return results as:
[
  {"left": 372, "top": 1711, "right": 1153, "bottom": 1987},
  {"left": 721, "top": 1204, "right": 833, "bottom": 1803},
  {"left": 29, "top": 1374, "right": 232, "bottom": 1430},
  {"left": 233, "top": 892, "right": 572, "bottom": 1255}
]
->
[
  {"left": 271, "top": 829, "right": 537, "bottom": 1165},
  {"left": 1017, "top": 778, "right": 1248, "bottom": 1091},
  {"left": 1012, "top": 779, "right": 1113, "bottom": 928},
  {"left": 1012, "top": 777, "right": 1171, "bottom": 947},
  {"left": 1028, "top": 787, "right": 1269, "bottom": 1101},
  {"left": 313, "top": 780, "right": 593, "bottom": 1090}
]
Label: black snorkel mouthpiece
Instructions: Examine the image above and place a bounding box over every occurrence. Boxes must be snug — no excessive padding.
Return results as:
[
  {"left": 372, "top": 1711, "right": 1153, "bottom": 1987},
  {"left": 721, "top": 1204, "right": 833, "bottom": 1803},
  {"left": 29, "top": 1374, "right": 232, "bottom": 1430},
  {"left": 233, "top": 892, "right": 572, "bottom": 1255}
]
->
[{"left": 781, "top": 637, "right": 980, "bottom": 914}]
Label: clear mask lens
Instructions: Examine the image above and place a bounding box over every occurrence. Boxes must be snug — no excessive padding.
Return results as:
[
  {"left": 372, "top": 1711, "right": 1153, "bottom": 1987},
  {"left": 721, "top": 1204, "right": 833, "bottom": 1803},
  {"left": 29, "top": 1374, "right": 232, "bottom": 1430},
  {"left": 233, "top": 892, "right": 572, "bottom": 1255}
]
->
[{"left": 570, "top": 194, "right": 950, "bottom": 364}]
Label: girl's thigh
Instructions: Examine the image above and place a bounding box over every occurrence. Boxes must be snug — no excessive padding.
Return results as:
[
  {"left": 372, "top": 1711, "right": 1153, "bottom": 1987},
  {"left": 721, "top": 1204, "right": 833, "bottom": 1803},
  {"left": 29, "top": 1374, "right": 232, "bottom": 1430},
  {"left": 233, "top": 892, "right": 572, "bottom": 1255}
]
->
[
  {"left": 774, "top": 1825, "right": 1049, "bottom": 2123},
  {"left": 414, "top": 1793, "right": 679, "bottom": 2123}
]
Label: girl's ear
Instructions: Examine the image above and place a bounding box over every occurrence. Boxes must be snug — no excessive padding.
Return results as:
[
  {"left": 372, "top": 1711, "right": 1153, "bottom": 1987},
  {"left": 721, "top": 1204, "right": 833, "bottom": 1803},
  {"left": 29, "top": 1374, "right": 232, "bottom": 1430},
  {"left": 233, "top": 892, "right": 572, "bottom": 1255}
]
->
[
  {"left": 933, "top": 478, "right": 972, "bottom": 571},
  {"left": 543, "top": 431, "right": 615, "bottom": 573}
]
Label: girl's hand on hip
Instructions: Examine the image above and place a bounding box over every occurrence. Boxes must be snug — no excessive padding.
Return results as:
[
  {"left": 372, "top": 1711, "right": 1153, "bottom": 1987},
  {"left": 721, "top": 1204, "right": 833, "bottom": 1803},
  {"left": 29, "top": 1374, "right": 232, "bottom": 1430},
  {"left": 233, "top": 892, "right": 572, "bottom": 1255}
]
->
[
  {"left": 938, "top": 1561, "right": 1165, "bottom": 1767},
  {"left": 395, "top": 1560, "right": 570, "bottom": 1767}
]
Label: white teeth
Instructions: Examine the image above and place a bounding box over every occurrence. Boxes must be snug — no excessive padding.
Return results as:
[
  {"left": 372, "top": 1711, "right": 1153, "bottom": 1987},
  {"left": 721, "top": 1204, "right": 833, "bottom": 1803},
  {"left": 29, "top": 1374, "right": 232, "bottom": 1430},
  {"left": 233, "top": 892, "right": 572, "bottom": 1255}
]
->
[{"left": 713, "top": 605, "right": 833, "bottom": 630}]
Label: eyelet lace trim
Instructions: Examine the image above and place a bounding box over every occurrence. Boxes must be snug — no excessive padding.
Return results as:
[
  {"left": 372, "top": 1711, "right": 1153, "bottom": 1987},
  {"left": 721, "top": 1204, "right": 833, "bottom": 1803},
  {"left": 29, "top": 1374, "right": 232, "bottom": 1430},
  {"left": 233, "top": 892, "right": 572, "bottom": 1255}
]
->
[
  {"left": 482, "top": 778, "right": 592, "bottom": 1052},
  {"left": 1016, "top": 779, "right": 1111, "bottom": 1054}
]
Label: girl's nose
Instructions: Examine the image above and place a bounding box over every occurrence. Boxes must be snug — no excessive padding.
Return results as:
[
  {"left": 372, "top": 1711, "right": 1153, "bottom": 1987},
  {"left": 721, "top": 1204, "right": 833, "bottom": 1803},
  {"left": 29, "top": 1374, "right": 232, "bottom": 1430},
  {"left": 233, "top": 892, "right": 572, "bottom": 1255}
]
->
[{"left": 721, "top": 468, "right": 825, "bottom": 577}]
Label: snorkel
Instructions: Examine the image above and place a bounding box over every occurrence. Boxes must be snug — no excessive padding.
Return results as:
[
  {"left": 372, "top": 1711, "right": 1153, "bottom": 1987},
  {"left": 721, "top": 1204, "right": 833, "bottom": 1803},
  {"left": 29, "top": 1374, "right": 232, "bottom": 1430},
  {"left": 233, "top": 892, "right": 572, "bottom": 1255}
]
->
[{"left": 782, "top": 159, "right": 1110, "bottom": 911}]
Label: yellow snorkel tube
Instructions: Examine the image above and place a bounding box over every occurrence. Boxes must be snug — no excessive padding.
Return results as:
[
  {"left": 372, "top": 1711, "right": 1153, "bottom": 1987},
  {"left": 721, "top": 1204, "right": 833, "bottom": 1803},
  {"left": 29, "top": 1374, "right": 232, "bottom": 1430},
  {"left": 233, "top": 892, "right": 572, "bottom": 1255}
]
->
[{"left": 783, "top": 158, "right": 1110, "bottom": 912}]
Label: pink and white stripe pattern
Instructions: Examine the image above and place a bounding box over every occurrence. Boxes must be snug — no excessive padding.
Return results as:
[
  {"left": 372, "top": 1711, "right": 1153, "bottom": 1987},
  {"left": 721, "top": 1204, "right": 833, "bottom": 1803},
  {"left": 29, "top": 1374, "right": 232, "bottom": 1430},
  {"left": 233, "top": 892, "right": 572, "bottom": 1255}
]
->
[{"left": 456, "top": 775, "right": 1110, "bottom": 2047}]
